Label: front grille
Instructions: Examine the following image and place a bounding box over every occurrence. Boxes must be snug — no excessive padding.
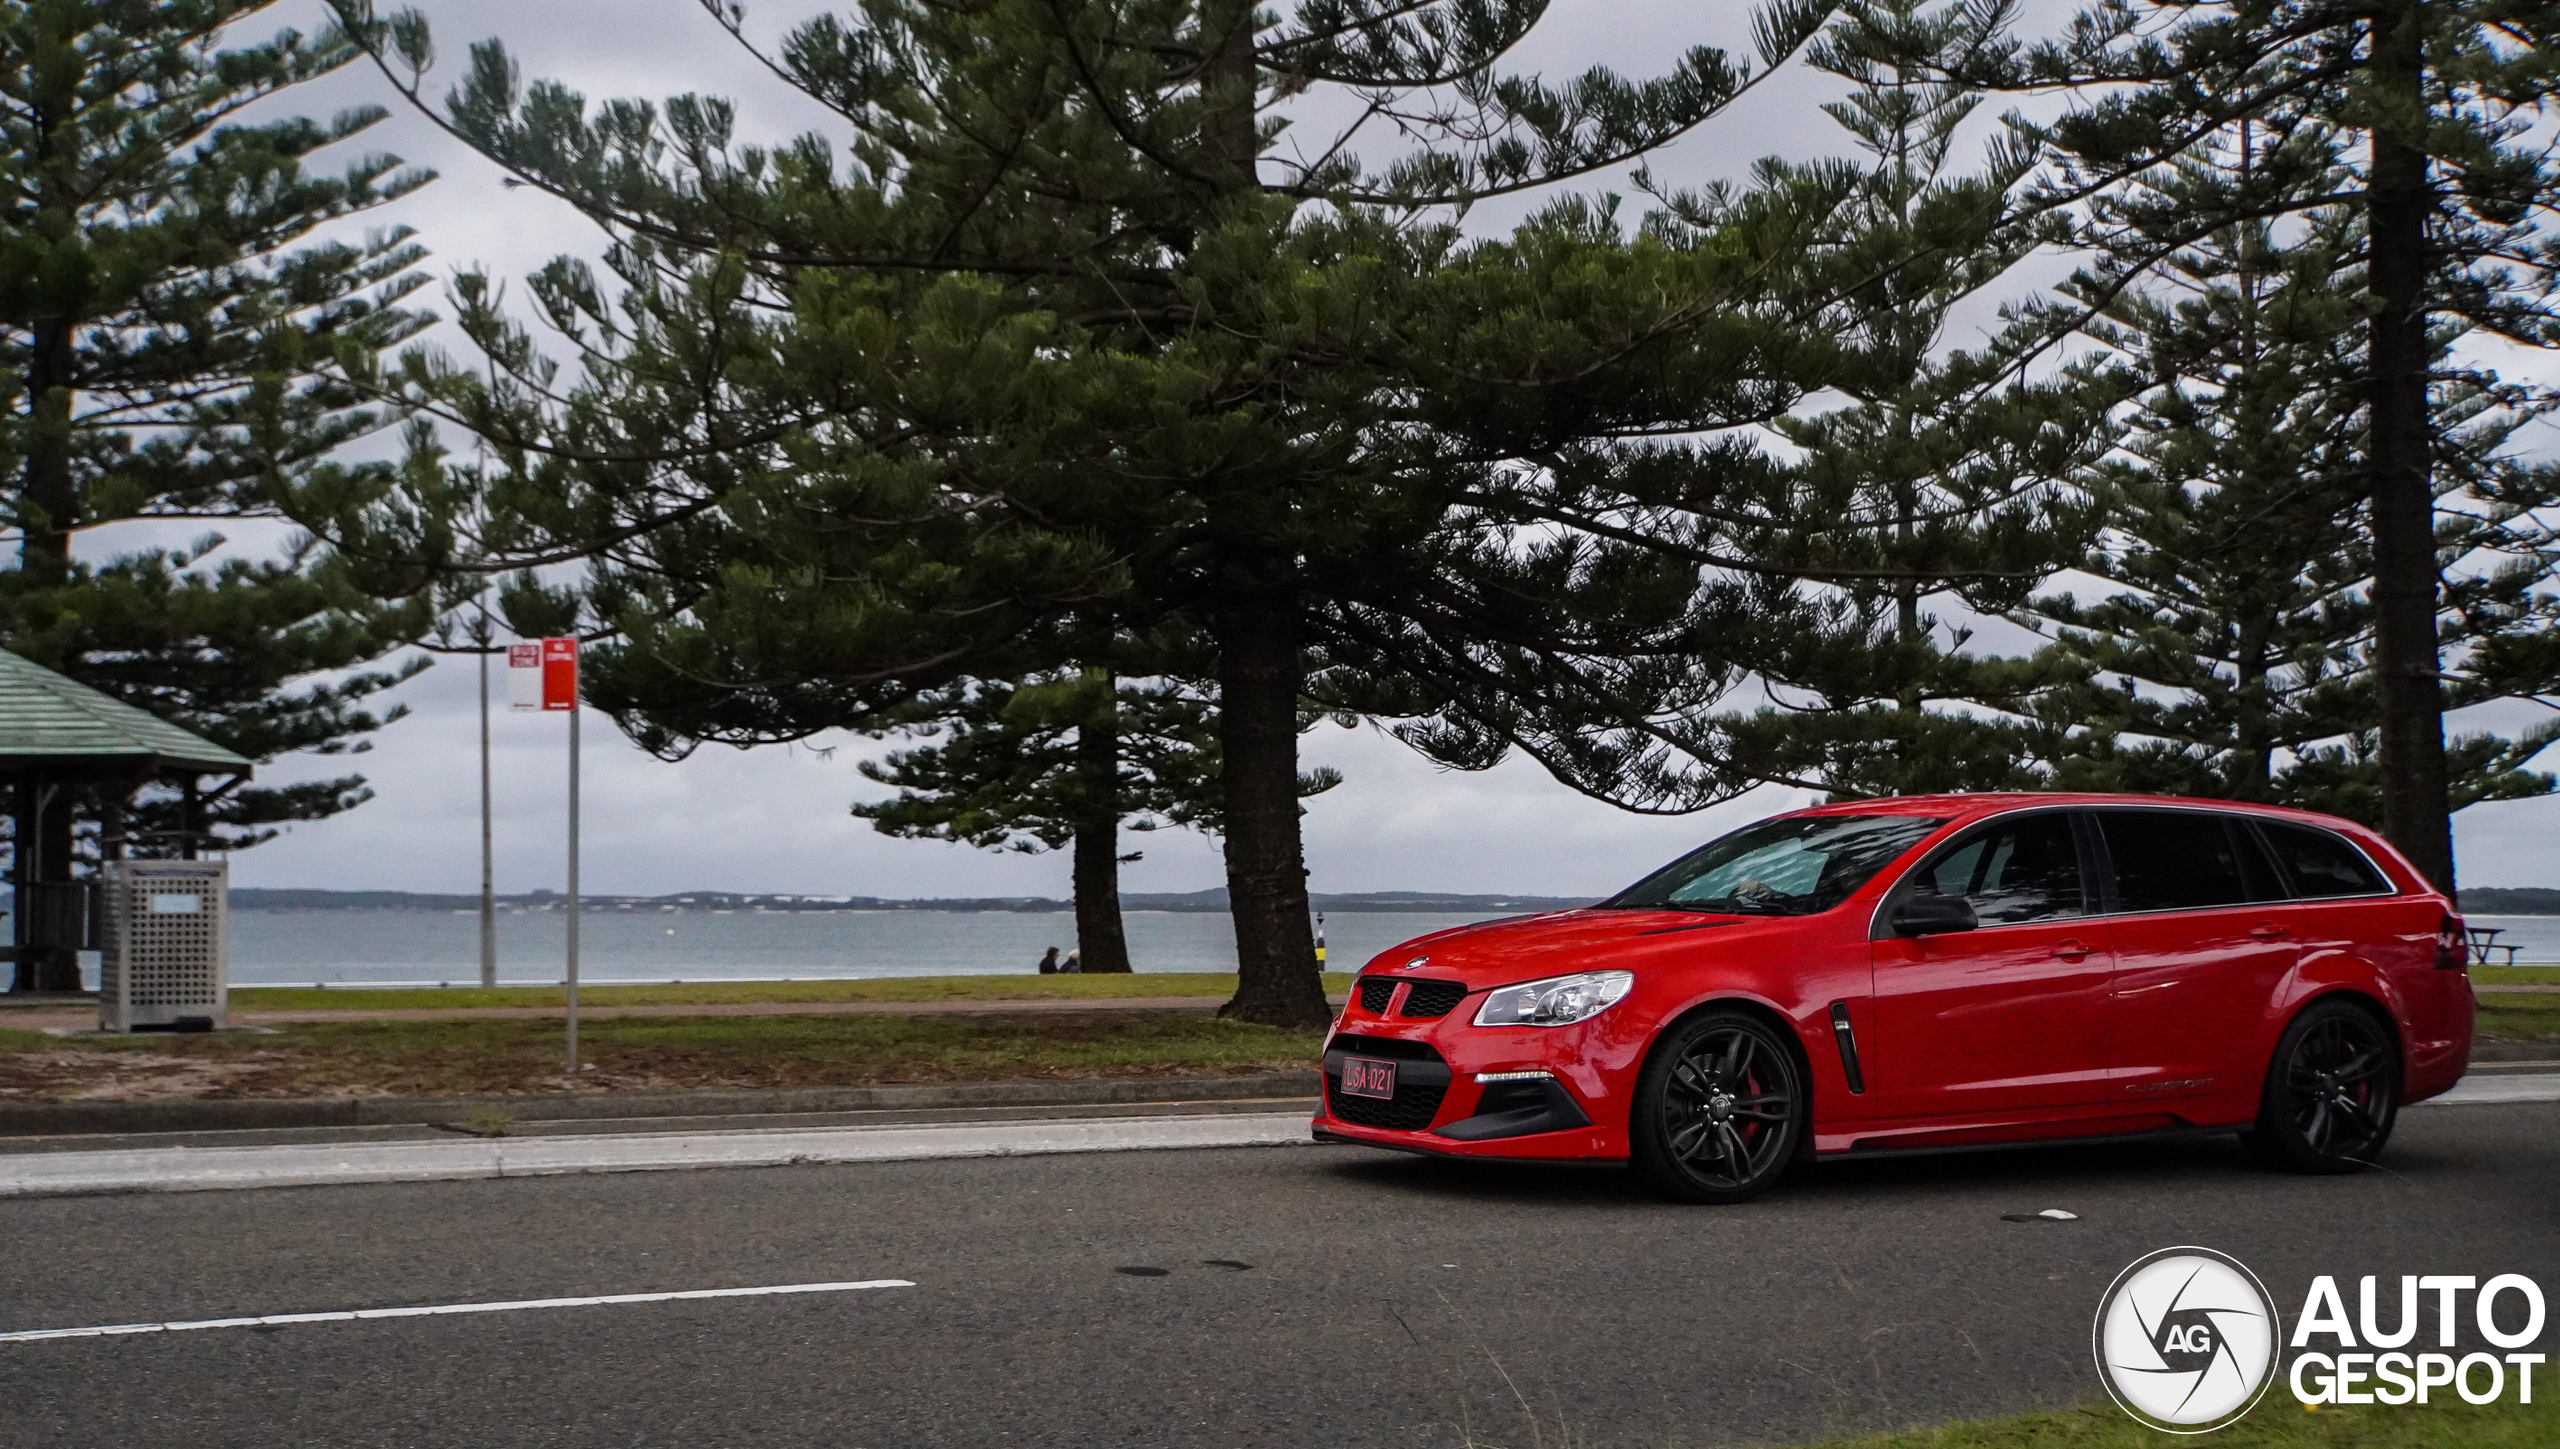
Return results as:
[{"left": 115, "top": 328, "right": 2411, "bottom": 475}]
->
[
  {"left": 1356, "top": 977, "right": 1398, "bottom": 1014},
  {"left": 1327, "top": 1076, "right": 1449, "bottom": 1130},
  {"left": 1398, "top": 979, "right": 1468, "bottom": 1019},
  {"left": 1326, "top": 1034, "right": 1443, "bottom": 1060},
  {"left": 1324, "top": 1034, "right": 1453, "bottom": 1131}
]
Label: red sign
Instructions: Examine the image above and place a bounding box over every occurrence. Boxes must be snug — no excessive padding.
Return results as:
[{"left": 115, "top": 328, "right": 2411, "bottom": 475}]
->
[
  {"left": 540, "top": 637, "right": 578, "bottom": 710},
  {"left": 507, "top": 638, "right": 578, "bottom": 712}
]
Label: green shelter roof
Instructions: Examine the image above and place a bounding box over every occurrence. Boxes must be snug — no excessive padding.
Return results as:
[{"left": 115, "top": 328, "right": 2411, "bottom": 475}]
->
[{"left": 0, "top": 649, "right": 252, "bottom": 777}]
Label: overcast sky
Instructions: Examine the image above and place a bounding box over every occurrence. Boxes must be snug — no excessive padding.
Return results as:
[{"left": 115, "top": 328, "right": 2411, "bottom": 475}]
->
[{"left": 186, "top": 2, "right": 2560, "bottom": 897}]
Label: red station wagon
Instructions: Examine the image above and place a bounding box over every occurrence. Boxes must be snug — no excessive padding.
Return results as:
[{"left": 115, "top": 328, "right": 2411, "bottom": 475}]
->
[{"left": 1314, "top": 794, "right": 2475, "bottom": 1202}]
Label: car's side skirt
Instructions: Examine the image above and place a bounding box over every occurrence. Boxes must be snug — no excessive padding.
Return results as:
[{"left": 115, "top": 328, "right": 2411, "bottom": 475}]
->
[
  {"left": 1822, "top": 1122, "right": 2240, "bottom": 1162},
  {"left": 1816, "top": 1106, "right": 2250, "bottom": 1158}
]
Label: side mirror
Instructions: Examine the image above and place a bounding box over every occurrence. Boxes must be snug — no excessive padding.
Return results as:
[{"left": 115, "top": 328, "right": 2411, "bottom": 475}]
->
[{"left": 1890, "top": 895, "right": 1978, "bottom": 937}]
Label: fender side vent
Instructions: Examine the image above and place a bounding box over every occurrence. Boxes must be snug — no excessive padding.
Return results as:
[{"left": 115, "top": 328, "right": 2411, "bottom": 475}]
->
[{"left": 1829, "top": 1001, "right": 1866, "bottom": 1095}]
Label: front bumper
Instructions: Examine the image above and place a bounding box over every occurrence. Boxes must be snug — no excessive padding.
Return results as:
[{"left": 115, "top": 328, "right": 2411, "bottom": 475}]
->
[{"left": 1311, "top": 1016, "right": 1632, "bottom": 1162}]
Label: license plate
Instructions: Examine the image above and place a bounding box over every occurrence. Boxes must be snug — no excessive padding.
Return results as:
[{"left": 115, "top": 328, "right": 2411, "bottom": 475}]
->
[{"left": 1339, "top": 1057, "right": 1397, "bottom": 1099}]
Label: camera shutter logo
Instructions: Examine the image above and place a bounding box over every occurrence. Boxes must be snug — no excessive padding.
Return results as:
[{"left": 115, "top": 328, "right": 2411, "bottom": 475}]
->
[{"left": 2093, "top": 1247, "right": 2279, "bottom": 1433}]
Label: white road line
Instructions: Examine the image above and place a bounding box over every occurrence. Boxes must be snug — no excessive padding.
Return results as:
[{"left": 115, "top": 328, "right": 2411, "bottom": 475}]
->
[
  {"left": 0, "top": 1279, "right": 914, "bottom": 1344},
  {"left": 0, "top": 1110, "right": 1318, "bottom": 1199},
  {"left": 2416, "top": 1073, "right": 2560, "bottom": 1106}
]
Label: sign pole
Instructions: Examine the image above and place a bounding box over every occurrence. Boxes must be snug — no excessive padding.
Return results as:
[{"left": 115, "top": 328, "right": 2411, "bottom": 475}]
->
[
  {"left": 477, "top": 609, "right": 497, "bottom": 990},
  {"left": 510, "top": 638, "right": 584, "bottom": 1074},
  {"left": 565, "top": 671, "right": 581, "bottom": 1075}
]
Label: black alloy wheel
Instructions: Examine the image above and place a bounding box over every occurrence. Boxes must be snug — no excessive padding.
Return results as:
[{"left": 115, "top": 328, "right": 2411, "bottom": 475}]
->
[
  {"left": 1631, "top": 1010, "right": 1807, "bottom": 1204},
  {"left": 2243, "top": 998, "right": 2400, "bottom": 1174}
]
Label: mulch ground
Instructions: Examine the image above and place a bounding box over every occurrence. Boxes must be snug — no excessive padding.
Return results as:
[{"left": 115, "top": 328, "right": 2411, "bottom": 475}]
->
[{"left": 0, "top": 1010, "right": 1325, "bottom": 1103}]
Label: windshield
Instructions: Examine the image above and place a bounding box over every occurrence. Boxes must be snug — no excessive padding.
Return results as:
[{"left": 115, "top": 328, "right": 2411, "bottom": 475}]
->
[{"left": 1603, "top": 814, "right": 1948, "bottom": 916}]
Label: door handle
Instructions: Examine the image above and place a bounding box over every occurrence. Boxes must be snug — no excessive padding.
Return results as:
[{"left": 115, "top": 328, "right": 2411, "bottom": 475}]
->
[
  {"left": 2248, "top": 924, "right": 2292, "bottom": 941},
  {"left": 2052, "top": 940, "right": 2092, "bottom": 961}
]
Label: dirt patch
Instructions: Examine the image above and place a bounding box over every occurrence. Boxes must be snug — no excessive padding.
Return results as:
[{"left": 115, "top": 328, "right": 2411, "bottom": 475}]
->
[
  {"left": 0, "top": 1011, "right": 1324, "bottom": 1103},
  {"left": 0, "top": 1050, "right": 310, "bottom": 1103}
]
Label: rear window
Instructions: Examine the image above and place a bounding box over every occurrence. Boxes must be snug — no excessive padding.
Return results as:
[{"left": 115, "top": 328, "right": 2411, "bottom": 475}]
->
[
  {"left": 2099, "top": 810, "right": 2285, "bottom": 912},
  {"left": 2259, "top": 821, "right": 2393, "bottom": 898}
]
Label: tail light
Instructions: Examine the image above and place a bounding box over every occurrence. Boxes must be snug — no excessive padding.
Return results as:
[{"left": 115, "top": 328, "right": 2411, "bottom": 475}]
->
[{"left": 2435, "top": 913, "right": 2468, "bottom": 971}]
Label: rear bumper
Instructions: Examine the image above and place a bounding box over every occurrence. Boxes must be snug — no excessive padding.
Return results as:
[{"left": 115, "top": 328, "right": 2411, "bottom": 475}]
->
[{"left": 2401, "top": 971, "right": 2476, "bottom": 1105}]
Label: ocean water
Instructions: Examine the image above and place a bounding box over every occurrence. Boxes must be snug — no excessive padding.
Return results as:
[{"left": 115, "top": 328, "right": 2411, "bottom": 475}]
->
[
  {"left": 66, "top": 906, "right": 2560, "bottom": 990},
  {"left": 212, "top": 908, "right": 1501, "bottom": 986}
]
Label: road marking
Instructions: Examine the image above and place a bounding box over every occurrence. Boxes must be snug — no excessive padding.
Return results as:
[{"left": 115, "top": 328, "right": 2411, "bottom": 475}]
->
[{"left": 0, "top": 1278, "right": 913, "bottom": 1344}]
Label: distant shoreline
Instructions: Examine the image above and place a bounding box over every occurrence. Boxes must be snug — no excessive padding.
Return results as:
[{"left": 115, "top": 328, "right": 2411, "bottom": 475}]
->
[
  {"left": 216, "top": 886, "right": 1598, "bottom": 916},
  {"left": 2458, "top": 888, "right": 2560, "bottom": 916},
  {"left": 18, "top": 882, "right": 2547, "bottom": 917}
]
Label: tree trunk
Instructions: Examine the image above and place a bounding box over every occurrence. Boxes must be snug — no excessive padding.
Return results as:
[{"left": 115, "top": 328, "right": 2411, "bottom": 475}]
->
[
  {"left": 2365, "top": 0, "right": 2454, "bottom": 892},
  {"left": 1200, "top": 0, "right": 1259, "bottom": 184},
  {"left": 1071, "top": 684, "right": 1133, "bottom": 973},
  {"left": 1213, "top": 594, "right": 1328, "bottom": 1030},
  {"left": 1194, "top": 3, "right": 1324, "bottom": 1026},
  {"left": 14, "top": 314, "right": 85, "bottom": 992},
  {"left": 22, "top": 318, "right": 79, "bottom": 591}
]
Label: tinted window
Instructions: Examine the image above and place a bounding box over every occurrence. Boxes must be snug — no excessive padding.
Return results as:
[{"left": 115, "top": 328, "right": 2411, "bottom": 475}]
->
[
  {"left": 2233, "top": 824, "right": 2287, "bottom": 901},
  {"left": 2260, "top": 821, "right": 2392, "bottom": 898},
  {"left": 2099, "top": 811, "right": 2278, "bottom": 912},
  {"left": 1609, "top": 814, "right": 1947, "bottom": 916},
  {"left": 1911, "top": 812, "right": 2085, "bottom": 925}
]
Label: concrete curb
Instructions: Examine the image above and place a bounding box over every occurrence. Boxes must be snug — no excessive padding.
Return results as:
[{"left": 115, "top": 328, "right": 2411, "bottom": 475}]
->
[
  {"left": 0, "top": 1110, "right": 1322, "bottom": 1198},
  {"left": 2416, "top": 1074, "right": 2560, "bottom": 1107},
  {"left": 0, "top": 1070, "right": 1322, "bottom": 1138},
  {"left": 2470, "top": 1040, "right": 2557, "bottom": 1062}
]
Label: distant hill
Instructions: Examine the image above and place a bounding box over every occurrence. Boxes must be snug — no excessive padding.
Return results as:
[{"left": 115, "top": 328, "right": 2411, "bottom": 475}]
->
[
  {"left": 2461, "top": 888, "right": 2560, "bottom": 916},
  {"left": 221, "top": 886, "right": 1597, "bottom": 915}
]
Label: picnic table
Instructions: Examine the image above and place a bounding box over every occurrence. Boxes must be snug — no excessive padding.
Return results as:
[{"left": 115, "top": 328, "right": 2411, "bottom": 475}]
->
[{"left": 2466, "top": 926, "right": 2523, "bottom": 966}]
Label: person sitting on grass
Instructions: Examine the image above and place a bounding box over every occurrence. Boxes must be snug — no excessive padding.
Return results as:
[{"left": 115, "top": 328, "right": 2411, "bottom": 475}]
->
[
  {"left": 1037, "top": 947, "right": 1060, "bottom": 975},
  {"left": 1062, "top": 948, "right": 1082, "bottom": 974}
]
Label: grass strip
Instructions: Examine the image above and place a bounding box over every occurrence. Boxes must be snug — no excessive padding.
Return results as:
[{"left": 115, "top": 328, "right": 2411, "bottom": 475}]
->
[
  {"left": 2476, "top": 990, "right": 2560, "bottom": 1044},
  {"left": 1799, "top": 1396, "right": 2553, "bottom": 1447},
  {"left": 2473, "top": 965, "right": 2560, "bottom": 986},
  {"left": 228, "top": 972, "right": 1360, "bottom": 1013},
  {"left": 0, "top": 1011, "right": 1325, "bottom": 1100}
]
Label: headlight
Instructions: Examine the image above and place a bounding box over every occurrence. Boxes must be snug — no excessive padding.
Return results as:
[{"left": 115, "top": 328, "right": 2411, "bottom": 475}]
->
[{"left": 1472, "top": 970, "right": 1634, "bottom": 1027}]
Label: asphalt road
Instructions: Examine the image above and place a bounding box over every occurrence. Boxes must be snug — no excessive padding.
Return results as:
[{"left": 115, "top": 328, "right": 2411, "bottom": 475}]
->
[{"left": 2, "top": 1102, "right": 2555, "bottom": 1449}]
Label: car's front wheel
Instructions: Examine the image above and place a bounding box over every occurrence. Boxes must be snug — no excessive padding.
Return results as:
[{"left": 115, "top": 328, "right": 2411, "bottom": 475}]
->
[
  {"left": 1630, "top": 1010, "right": 1807, "bottom": 1204},
  {"left": 2243, "top": 998, "right": 2400, "bottom": 1174}
]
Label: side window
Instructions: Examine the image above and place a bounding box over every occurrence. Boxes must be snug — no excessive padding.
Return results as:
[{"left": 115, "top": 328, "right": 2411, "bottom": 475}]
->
[
  {"left": 2099, "top": 811, "right": 2273, "bottom": 912},
  {"left": 2233, "top": 824, "right": 2288, "bottom": 902},
  {"left": 1911, "top": 813, "right": 2085, "bottom": 925},
  {"left": 2259, "top": 821, "right": 2392, "bottom": 898}
]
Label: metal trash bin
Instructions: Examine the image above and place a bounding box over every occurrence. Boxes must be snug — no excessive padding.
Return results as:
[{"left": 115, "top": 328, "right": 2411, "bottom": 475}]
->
[{"left": 98, "top": 861, "right": 229, "bottom": 1032}]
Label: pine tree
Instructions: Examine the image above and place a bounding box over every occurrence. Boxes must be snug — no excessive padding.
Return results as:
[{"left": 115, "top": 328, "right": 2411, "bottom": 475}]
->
[
  {"left": 1378, "top": 0, "right": 2104, "bottom": 809},
  {"left": 309, "top": 0, "right": 1936, "bottom": 1028},
  {"left": 854, "top": 664, "right": 1338, "bottom": 973},
  {"left": 1952, "top": 0, "right": 2560, "bottom": 888},
  {"left": 1, "top": 1, "right": 437, "bottom": 988},
  {"left": 1711, "top": 81, "right": 2559, "bottom": 824},
  {"left": 1996, "top": 118, "right": 2557, "bottom": 819}
]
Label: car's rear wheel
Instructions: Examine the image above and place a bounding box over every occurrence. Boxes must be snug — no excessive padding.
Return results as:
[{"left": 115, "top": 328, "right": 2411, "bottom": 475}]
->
[
  {"left": 1630, "top": 1010, "right": 1806, "bottom": 1204},
  {"left": 2243, "top": 998, "right": 2399, "bottom": 1174}
]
